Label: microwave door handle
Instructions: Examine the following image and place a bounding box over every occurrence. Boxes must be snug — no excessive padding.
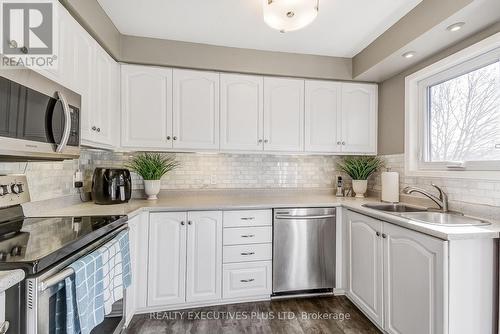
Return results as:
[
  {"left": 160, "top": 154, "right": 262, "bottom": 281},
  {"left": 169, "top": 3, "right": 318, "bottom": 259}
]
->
[{"left": 55, "top": 91, "right": 71, "bottom": 153}]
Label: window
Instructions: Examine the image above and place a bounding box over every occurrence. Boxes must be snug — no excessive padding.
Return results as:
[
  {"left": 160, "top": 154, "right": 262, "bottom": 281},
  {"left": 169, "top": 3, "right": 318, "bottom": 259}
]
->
[{"left": 416, "top": 46, "right": 500, "bottom": 171}]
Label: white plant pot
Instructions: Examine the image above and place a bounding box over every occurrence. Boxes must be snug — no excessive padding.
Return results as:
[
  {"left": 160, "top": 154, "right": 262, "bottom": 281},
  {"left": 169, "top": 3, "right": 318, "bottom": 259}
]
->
[
  {"left": 144, "top": 180, "right": 161, "bottom": 200},
  {"left": 352, "top": 180, "right": 368, "bottom": 198}
]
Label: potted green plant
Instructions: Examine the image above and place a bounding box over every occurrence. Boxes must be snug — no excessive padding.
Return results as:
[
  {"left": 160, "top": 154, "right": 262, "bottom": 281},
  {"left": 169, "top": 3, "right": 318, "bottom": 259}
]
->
[
  {"left": 126, "top": 153, "right": 180, "bottom": 200},
  {"left": 337, "top": 156, "right": 384, "bottom": 198}
]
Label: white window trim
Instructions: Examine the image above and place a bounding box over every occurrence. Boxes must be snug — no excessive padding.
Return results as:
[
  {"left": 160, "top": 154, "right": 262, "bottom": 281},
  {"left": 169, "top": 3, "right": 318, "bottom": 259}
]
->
[{"left": 405, "top": 31, "right": 500, "bottom": 180}]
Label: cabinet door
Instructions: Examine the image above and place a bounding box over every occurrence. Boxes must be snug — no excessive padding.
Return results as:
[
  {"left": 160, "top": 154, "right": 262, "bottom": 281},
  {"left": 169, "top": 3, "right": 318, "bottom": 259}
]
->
[
  {"left": 186, "top": 211, "right": 222, "bottom": 303},
  {"left": 220, "top": 74, "right": 264, "bottom": 151},
  {"left": 148, "top": 212, "right": 187, "bottom": 307},
  {"left": 173, "top": 69, "right": 219, "bottom": 150},
  {"left": 341, "top": 83, "right": 377, "bottom": 154},
  {"left": 305, "top": 80, "right": 342, "bottom": 152},
  {"left": 383, "top": 223, "right": 446, "bottom": 334},
  {"left": 263, "top": 77, "right": 304, "bottom": 152},
  {"left": 346, "top": 211, "right": 384, "bottom": 327},
  {"left": 121, "top": 64, "right": 173, "bottom": 149},
  {"left": 91, "top": 47, "right": 115, "bottom": 146},
  {"left": 125, "top": 213, "right": 149, "bottom": 323}
]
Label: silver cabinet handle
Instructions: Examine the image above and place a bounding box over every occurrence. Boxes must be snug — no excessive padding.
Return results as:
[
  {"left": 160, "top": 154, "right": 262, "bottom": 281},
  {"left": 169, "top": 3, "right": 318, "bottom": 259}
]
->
[
  {"left": 240, "top": 252, "right": 255, "bottom": 256},
  {"left": 167, "top": 136, "right": 171, "bottom": 140},
  {"left": 258, "top": 139, "right": 263, "bottom": 143},
  {"left": 240, "top": 279, "right": 255, "bottom": 283},
  {"left": 342, "top": 141, "right": 346, "bottom": 145},
  {"left": 96, "top": 127, "right": 101, "bottom": 133},
  {"left": 337, "top": 141, "right": 341, "bottom": 145},
  {"left": 241, "top": 234, "right": 255, "bottom": 238},
  {"left": 180, "top": 221, "right": 185, "bottom": 226},
  {"left": 92, "top": 126, "right": 97, "bottom": 131},
  {"left": 0, "top": 320, "right": 10, "bottom": 334},
  {"left": 275, "top": 214, "right": 336, "bottom": 220},
  {"left": 382, "top": 233, "right": 387, "bottom": 239},
  {"left": 240, "top": 217, "right": 255, "bottom": 221},
  {"left": 188, "top": 221, "right": 192, "bottom": 225},
  {"left": 264, "top": 139, "right": 269, "bottom": 143},
  {"left": 55, "top": 91, "right": 71, "bottom": 153},
  {"left": 376, "top": 231, "right": 381, "bottom": 237},
  {"left": 173, "top": 136, "right": 178, "bottom": 140}
]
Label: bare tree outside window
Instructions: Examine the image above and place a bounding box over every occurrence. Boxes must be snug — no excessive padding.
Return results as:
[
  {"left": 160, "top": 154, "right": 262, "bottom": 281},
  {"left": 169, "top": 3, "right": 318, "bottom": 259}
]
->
[{"left": 428, "top": 61, "right": 500, "bottom": 162}]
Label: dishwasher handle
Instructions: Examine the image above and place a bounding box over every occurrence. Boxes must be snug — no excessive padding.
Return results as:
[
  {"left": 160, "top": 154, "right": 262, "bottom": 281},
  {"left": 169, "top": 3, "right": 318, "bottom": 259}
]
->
[{"left": 275, "top": 214, "right": 336, "bottom": 220}]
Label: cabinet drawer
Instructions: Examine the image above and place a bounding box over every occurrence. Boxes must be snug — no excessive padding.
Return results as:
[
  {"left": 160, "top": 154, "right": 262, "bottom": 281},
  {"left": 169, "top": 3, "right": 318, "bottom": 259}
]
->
[
  {"left": 223, "top": 210, "right": 272, "bottom": 227},
  {"left": 223, "top": 261, "right": 272, "bottom": 299},
  {"left": 224, "top": 226, "right": 272, "bottom": 245},
  {"left": 223, "top": 244, "right": 272, "bottom": 263}
]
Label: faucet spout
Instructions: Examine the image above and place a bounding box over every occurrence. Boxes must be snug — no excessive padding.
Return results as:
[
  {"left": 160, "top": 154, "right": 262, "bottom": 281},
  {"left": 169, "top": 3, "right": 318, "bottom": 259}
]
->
[{"left": 403, "top": 185, "right": 449, "bottom": 212}]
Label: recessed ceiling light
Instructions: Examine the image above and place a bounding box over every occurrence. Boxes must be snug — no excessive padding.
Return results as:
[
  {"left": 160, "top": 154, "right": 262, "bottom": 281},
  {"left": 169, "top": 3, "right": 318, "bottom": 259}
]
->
[
  {"left": 446, "top": 22, "right": 465, "bottom": 32},
  {"left": 402, "top": 51, "right": 416, "bottom": 59}
]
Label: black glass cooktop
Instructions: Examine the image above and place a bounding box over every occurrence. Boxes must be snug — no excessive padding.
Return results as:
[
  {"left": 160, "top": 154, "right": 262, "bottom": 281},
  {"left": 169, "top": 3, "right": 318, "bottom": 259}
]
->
[{"left": 0, "top": 210, "right": 127, "bottom": 274}]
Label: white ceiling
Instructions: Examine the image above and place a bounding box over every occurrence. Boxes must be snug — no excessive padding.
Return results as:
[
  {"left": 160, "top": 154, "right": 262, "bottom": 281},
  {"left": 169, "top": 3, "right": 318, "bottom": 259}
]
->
[{"left": 97, "top": 0, "right": 423, "bottom": 58}]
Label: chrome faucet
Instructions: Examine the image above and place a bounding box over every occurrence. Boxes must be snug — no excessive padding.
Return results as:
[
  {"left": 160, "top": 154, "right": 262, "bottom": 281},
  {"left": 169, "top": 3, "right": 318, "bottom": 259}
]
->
[{"left": 402, "top": 184, "right": 449, "bottom": 212}]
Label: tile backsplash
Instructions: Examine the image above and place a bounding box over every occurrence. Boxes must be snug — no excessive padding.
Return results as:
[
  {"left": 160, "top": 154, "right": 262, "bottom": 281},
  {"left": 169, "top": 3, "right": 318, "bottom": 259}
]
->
[{"left": 0, "top": 149, "right": 341, "bottom": 202}]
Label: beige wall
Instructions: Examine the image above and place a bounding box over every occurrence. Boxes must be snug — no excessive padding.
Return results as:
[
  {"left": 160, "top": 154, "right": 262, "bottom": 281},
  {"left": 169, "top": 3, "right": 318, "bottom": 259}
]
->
[
  {"left": 378, "top": 21, "right": 500, "bottom": 155},
  {"left": 120, "top": 35, "right": 352, "bottom": 80}
]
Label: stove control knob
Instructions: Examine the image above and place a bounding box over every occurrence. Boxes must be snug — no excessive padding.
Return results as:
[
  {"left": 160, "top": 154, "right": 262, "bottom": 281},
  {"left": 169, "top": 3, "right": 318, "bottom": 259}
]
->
[
  {"left": 0, "top": 185, "right": 8, "bottom": 196},
  {"left": 11, "top": 183, "right": 23, "bottom": 194},
  {"left": 10, "top": 246, "right": 22, "bottom": 257}
]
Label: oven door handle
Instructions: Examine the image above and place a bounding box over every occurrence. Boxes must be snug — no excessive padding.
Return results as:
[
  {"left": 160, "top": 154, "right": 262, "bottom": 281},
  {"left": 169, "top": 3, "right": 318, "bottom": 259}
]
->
[
  {"left": 55, "top": 91, "right": 71, "bottom": 153},
  {"left": 38, "top": 224, "right": 129, "bottom": 292}
]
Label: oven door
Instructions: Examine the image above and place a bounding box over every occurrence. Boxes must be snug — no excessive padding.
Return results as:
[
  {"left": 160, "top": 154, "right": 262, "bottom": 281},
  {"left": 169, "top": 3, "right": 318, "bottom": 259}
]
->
[
  {"left": 0, "top": 73, "right": 80, "bottom": 161},
  {"left": 25, "top": 225, "right": 128, "bottom": 334}
]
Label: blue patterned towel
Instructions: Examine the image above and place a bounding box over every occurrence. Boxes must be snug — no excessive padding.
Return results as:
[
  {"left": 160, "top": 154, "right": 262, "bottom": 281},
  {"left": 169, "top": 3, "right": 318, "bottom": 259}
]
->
[{"left": 56, "top": 230, "right": 131, "bottom": 334}]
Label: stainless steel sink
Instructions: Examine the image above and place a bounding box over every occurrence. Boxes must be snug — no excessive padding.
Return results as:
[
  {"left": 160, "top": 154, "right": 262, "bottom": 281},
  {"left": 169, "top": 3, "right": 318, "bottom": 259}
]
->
[
  {"left": 401, "top": 212, "right": 491, "bottom": 226},
  {"left": 362, "top": 203, "right": 428, "bottom": 213}
]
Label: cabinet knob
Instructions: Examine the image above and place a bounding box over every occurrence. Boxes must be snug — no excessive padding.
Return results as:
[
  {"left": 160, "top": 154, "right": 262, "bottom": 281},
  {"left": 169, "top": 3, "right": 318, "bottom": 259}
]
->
[
  {"left": 180, "top": 221, "right": 185, "bottom": 226},
  {"left": 167, "top": 136, "right": 171, "bottom": 140},
  {"left": 382, "top": 233, "right": 387, "bottom": 239},
  {"left": 96, "top": 128, "right": 101, "bottom": 133},
  {"left": 342, "top": 141, "right": 346, "bottom": 145},
  {"left": 92, "top": 126, "right": 97, "bottom": 131},
  {"left": 187, "top": 221, "right": 192, "bottom": 225},
  {"left": 264, "top": 139, "right": 269, "bottom": 144},
  {"left": 173, "top": 136, "right": 178, "bottom": 141},
  {"left": 337, "top": 141, "right": 341, "bottom": 145},
  {"left": 376, "top": 231, "right": 380, "bottom": 237},
  {"left": 258, "top": 139, "right": 263, "bottom": 144}
]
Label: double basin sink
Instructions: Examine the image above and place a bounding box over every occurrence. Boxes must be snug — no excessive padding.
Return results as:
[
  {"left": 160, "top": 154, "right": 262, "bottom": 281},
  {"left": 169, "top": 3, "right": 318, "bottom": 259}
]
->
[{"left": 362, "top": 203, "right": 490, "bottom": 227}]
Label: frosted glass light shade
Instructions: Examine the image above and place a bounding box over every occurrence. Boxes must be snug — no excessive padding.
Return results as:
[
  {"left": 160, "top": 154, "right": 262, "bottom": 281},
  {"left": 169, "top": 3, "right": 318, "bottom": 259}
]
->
[{"left": 263, "top": 0, "right": 319, "bottom": 33}]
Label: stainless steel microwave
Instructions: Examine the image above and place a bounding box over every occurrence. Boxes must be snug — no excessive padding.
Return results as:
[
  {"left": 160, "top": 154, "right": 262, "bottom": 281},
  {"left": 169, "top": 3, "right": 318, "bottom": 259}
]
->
[{"left": 0, "top": 69, "right": 81, "bottom": 161}]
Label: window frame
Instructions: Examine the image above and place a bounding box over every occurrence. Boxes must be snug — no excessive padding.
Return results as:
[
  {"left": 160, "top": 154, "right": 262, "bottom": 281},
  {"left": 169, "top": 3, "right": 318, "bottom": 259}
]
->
[{"left": 405, "top": 32, "right": 500, "bottom": 179}]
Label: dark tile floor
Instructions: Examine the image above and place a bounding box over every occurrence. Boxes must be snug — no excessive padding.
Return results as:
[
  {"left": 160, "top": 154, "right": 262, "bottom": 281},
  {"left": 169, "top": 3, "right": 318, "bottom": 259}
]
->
[{"left": 124, "top": 296, "right": 381, "bottom": 334}]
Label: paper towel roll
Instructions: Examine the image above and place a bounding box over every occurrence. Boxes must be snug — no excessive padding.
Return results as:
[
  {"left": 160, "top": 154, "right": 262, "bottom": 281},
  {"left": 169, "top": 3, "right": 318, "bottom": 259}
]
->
[{"left": 381, "top": 171, "right": 399, "bottom": 203}]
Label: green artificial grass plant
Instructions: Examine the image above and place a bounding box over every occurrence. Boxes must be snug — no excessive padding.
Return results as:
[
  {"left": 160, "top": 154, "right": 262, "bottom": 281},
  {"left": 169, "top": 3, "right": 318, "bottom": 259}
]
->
[
  {"left": 337, "top": 156, "right": 384, "bottom": 180},
  {"left": 126, "top": 152, "right": 180, "bottom": 180}
]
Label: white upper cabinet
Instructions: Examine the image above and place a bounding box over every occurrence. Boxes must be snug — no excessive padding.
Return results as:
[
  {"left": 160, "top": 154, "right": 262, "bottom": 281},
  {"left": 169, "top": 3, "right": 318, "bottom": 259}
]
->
[
  {"left": 173, "top": 69, "right": 220, "bottom": 150},
  {"left": 305, "top": 80, "right": 342, "bottom": 152},
  {"left": 341, "top": 83, "right": 378, "bottom": 154},
  {"left": 121, "top": 65, "right": 173, "bottom": 149},
  {"left": 263, "top": 77, "right": 304, "bottom": 152},
  {"left": 186, "top": 211, "right": 223, "bottom": 303},
  {"left": 220, "top": 74, "right": 264, "bottom": 151}
]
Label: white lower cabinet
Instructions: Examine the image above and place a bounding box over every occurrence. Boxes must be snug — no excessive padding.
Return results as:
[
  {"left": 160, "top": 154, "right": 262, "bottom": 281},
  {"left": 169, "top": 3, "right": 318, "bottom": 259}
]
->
[
  {"left": 223, "top": 261, "right": 272, "bottom": 299},
  {"left": 345, "top": 210, "right": 446, "bottom": 334},
  {"left": 147, "top": 211, "right": 222, "bottom": 308}
]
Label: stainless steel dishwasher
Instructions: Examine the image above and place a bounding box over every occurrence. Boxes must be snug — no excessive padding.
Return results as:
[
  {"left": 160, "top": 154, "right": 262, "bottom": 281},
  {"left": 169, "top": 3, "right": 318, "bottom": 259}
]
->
[{"left": 272, "top": 208, "right": 336, "bottom": 297}]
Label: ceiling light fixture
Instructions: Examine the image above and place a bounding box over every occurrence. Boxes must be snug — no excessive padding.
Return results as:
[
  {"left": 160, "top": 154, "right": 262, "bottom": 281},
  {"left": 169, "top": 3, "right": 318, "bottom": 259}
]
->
[
  {"left": 263, "top": 0, "right": 319, "bottom": 33},
  {"left": 402, "top": 51, "right": 416, "bottom": 59},
  {"left": 446, "top": 22, "right": 465, "bottom": 32}
]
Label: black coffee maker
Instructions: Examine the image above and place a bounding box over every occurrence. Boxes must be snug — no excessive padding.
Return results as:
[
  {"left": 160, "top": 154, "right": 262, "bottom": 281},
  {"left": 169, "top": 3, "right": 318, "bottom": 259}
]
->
[{"left": 92, "top": 168, "right": 132, "bottom": 205}]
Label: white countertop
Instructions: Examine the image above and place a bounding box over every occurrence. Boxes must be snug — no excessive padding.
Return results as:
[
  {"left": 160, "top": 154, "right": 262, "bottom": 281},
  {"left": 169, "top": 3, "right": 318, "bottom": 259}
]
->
[
  {"left": 28, "top": 189, "right": 500, "bottom": 241},
  {"left": 0, "top": 270, "right": 24, "bottom": 293}
]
